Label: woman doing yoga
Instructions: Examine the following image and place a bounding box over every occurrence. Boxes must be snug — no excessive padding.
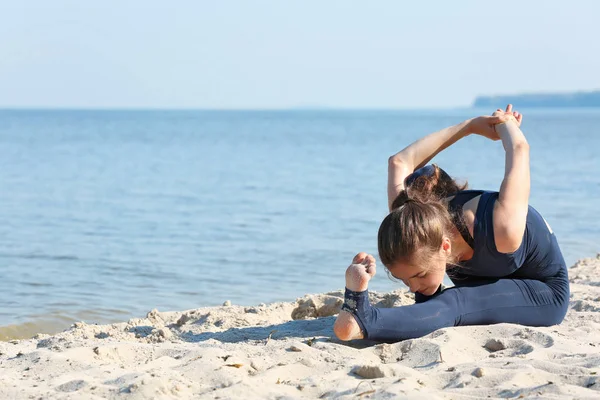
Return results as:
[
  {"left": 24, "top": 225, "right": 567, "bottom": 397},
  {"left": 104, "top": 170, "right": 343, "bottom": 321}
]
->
[{"left": 333, "top": 105, "right": 570, "bottom": 342}]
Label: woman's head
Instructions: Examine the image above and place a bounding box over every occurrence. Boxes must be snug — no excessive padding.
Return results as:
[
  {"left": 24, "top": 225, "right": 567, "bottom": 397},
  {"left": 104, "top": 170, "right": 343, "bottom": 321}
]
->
[
  {"left": 378, "top": 197, "right": 452, "bottom": 294},
  {"left": 380, "top": 164, "right": 464, "bottom": 294}
]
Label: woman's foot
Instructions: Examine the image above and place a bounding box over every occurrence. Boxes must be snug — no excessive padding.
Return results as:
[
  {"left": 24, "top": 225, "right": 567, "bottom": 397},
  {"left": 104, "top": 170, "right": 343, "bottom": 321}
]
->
[
  {"left": 333, "top": 252, "right": 376, "bottom": 341},
  {"left": 345, "top": 252, "right": 376, "bottom": 291}
]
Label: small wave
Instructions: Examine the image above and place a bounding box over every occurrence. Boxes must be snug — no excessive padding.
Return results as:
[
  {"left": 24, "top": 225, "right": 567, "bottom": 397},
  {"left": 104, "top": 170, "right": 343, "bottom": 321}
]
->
[
  {"left": 22, "top": 282, "right": 54, "bottom": 287},
  {"left": 0, "top": 252, "right": 79, "bottom": 262},
  {"left": 0, "top": 319, "right": 72, "bottom": 341},
  {"left": 0, "top": 308, "right": 133, "bottom": 341}
]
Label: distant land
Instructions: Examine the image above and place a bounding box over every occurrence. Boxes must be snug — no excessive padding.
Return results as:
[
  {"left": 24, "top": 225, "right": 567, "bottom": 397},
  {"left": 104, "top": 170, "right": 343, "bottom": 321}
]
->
[{"left": 473, "top": 90, "right": 600, "bottom": 108}]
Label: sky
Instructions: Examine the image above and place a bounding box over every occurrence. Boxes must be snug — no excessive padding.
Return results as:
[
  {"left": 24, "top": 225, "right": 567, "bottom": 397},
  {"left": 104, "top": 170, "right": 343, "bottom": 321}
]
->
[{"left": 1, "top": 0, "right": 599, "bottom": 109}]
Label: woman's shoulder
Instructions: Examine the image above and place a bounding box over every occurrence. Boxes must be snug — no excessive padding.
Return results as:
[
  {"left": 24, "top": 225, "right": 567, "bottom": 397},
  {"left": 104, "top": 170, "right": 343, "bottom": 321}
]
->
[
  {"left": 473, "top": 191, "right": 549, "bottom": 252},
  {"left": 473, "top": 191, "right": 545, "bottom": 220}
]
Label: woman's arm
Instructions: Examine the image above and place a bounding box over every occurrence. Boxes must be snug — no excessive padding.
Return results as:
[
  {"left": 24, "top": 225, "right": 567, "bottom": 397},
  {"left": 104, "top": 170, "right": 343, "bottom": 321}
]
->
[
  {"left": 492, "top": 106, "right": 530, "bottom": 253},
  {"left": 387, "top": 115, "right": 509, "bottom": 211},
  {"left": 387, "top": 121, "right": 470, "bottom": 210}
]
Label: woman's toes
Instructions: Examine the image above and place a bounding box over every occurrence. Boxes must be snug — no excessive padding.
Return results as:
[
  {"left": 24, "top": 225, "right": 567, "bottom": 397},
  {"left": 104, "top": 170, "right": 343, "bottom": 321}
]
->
[
  {"left": 352, "top": 252, "right": 368, "bottom": 264},
  {"left": 363, "top": 254, "right": 376, "bottom": 265}
]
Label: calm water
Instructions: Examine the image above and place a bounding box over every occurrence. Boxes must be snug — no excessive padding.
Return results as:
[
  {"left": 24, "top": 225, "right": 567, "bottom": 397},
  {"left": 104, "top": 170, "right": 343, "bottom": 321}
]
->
[{"left": 0, "top": 109, "right": 598, "bottom": 339}]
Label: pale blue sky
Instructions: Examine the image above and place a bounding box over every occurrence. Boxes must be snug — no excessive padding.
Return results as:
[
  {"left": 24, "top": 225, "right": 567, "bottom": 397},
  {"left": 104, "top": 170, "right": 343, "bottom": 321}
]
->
[{"left": 1, "top": 1, "right": 598, "bottom": 109}]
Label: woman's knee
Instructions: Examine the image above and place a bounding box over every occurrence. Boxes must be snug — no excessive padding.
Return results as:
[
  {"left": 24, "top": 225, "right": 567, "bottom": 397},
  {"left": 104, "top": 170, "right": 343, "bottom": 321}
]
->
[{"left": 545, "top": 278, "right": 570, "bottom": 325}]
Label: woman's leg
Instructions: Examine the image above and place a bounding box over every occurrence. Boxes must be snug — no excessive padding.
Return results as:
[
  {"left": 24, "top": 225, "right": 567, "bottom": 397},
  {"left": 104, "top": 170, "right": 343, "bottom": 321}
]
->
[{"left": 339, "top": 271, "right": 569, "bottom": 342}]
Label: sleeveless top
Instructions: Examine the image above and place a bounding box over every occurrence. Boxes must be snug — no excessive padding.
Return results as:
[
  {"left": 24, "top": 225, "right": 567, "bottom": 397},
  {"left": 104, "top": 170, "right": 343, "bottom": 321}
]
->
[{"left": 447, "top": 190, "right": 566, "bottom": 282}]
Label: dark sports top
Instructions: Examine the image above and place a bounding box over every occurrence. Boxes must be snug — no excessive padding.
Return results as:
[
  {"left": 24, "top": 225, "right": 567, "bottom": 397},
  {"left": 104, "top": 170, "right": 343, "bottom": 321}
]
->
[{"left": 447, "top": 190, "right": 566, "bottom": 282}]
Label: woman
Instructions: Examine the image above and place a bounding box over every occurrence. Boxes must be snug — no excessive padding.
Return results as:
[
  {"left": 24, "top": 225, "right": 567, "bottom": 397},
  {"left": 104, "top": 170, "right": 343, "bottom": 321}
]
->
[{"left": 333, "top": 105, "right": 569, "bottom": 342}]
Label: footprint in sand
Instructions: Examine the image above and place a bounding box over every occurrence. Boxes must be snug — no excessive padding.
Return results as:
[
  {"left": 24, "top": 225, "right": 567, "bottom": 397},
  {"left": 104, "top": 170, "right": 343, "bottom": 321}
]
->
[
  {"left": 571, "top": 300, "right": 600, "bottom": 312},
  {"left": 513, "top": 328, "right": 555, "bottom": 348},
  {"left": 483, "top": 330, "right": 555, "bottom": 358}
]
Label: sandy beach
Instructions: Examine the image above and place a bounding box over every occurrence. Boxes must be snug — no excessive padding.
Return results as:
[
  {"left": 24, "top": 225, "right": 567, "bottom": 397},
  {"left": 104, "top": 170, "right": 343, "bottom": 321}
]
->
[{"left": 1, "top": 256, "right": 600, "bottom": 399}]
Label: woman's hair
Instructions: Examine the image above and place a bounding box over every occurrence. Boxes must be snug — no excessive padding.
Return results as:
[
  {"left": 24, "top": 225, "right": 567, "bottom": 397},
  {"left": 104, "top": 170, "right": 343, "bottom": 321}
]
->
[
  {"left": 379, "top": 164, "right": 466, "bottom": 269},
  {"left": 390, "top": 164, "right": 467, "bottom": 210}
]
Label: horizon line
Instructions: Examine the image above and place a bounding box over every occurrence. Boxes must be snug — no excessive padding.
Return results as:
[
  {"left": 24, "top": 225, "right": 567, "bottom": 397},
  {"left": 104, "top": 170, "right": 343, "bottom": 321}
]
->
[
  {"left": 0, "top": 105, "right": 471, "bottom": 111},
  {"left": 2, "top": 105, "right": 600, "bottom": 112}
]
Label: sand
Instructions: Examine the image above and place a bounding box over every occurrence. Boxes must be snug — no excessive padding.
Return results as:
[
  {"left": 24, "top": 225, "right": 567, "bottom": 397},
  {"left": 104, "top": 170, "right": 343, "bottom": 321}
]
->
[{"left": 2, "top": 256, "right": 600, "bottom": 399}]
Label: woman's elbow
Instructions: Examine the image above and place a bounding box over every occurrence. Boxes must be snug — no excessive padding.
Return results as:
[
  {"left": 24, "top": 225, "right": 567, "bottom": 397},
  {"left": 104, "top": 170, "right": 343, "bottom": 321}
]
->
[
  {"left": 388, "top": 155, "right": 404, "bottom": 166},
  {"left": 388, "top": 155, "right": 412, "bottom": 171}
]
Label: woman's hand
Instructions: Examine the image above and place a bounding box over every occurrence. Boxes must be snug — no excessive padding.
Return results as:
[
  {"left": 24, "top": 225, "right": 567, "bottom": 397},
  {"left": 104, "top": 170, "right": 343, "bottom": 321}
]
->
[
  {"left": 493, "top": 104, "right": 523, "bottom": 127},
  {"left": 469, "top": 104, "right": 523, "bottom": 141}
]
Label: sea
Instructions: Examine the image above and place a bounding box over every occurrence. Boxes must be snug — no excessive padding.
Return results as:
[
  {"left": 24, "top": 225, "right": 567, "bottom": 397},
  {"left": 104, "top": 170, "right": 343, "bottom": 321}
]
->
[{"left": 0, "top": 109, "right": 598, "bottom": 339}]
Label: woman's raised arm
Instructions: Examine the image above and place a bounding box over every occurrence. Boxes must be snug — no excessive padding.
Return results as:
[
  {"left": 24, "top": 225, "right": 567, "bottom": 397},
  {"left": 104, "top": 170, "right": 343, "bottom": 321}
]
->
[
  {"left": 492, "top": 105, "right": 530, "bottom": 253},
  {"left": 387, "top": 115, "right": 509, "bottom": 211}
]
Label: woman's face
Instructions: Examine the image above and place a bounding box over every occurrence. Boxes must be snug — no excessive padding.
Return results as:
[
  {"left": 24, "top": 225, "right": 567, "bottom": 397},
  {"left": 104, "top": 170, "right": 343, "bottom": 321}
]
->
[{"left": 387, "top": 258, "right": 446, "bottom": 296}]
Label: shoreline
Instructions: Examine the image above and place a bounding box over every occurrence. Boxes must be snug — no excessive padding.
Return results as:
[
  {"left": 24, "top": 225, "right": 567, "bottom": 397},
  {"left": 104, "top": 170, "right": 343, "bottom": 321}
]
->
[
  {"left": 1, "top": 253, "right": 592, "bottom": 342},
  {"left": 1, "top": 255, "right": 600, "bottom": 398}
]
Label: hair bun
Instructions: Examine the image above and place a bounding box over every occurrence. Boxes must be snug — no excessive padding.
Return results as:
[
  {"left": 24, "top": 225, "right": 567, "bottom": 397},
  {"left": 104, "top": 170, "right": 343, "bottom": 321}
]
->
[
  {"left": 395, "top": 164, "right": 467, "bottom": 206},
  {"left": 390, "top": 189, "right": 423, "bottom": 210}
]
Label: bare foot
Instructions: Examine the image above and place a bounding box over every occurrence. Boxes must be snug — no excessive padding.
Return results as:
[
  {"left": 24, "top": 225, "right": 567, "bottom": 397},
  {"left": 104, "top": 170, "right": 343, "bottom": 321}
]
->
[
  {"left": 345, "top": 252, "right": 376, "bottom": 291},
  {"left": 333, "top": 252, "right": 376, "bottom": 341}
]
